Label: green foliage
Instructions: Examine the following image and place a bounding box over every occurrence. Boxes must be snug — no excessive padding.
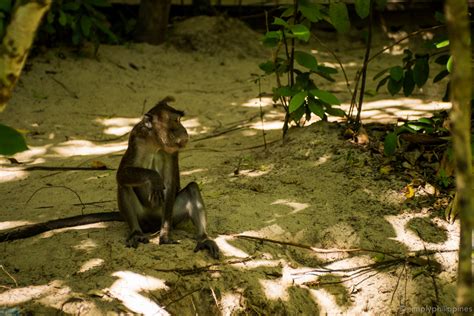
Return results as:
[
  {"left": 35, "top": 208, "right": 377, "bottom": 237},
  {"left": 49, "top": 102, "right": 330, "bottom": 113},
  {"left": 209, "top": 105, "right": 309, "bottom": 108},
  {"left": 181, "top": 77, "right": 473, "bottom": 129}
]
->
[
  {"left": 437, "top": 169, "right": 452, "bottom": 188},
  {"left": 0, "top": 124, "right": 28, "bottom": 156},
  {"left": 40, "top": 0, "right": 118, "bottom": 49},
  {"left": 383, "top": 114, "right": 448, "bottom": 156},
  {"left": 260, "top": 1, "right": 352, "bottom": 128},
  {"left": 329, "top": 2, "right": 350, "bottom": 34},
  {"left": 0, "top": 0, "right": 12, "bottom": 40}
]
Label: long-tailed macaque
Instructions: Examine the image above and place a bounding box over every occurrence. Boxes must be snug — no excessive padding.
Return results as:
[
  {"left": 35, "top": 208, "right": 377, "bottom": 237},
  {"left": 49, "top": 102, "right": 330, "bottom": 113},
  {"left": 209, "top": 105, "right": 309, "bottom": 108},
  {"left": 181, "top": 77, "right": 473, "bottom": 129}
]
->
[
  {"left": 0, "top": 97, "right": 219, "bottom": 259},
  {"left": 116, "top": 97, "right": 219, "bottom": 258}
]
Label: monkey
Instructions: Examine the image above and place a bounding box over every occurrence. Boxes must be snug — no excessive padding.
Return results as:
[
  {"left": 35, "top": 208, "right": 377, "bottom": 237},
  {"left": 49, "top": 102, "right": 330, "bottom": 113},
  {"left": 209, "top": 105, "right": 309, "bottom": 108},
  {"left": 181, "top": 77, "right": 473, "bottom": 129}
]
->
[
  {"left": 0, "top": 97, "right": 219, "bottom": 259},
  {"left": 117, "top": 96, "right": 219, "bottom": 258}
]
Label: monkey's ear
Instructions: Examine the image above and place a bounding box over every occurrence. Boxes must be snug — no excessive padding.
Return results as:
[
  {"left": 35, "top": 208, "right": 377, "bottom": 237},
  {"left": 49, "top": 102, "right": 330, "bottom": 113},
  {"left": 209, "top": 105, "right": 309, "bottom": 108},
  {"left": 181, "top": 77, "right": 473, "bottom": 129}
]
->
[{"left": 143, "top": 113, "right": 153, "bottom": 129}]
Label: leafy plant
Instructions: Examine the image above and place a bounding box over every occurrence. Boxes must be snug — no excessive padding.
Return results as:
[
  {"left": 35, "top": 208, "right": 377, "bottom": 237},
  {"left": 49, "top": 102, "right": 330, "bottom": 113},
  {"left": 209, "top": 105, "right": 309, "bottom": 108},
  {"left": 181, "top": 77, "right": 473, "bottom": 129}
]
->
[
  {"left": 259, "top": 0, "right": 348, "bottom": 135},
  {"left": 0, "top": 124, "right": 28, "bottom": 156},
  {"left": 40, "top": 0, "right": 118, "bottom": 50}
]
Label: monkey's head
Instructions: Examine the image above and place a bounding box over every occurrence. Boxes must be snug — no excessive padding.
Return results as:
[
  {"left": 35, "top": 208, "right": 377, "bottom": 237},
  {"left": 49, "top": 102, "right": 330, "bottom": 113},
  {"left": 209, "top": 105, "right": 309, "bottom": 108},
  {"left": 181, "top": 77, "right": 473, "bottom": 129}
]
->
[{"left": 144, "top": 97, "right": 189, "bottom": 153}]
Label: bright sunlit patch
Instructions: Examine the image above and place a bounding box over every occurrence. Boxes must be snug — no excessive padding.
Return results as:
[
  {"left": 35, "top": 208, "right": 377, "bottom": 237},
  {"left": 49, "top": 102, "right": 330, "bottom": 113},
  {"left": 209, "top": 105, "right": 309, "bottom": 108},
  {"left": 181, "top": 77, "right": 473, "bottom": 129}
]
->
[
  {"left": 314, "top": 154, "right": 331, "bottom": 166},
  {"left": 271, "top": 199, "right": 309, "bottom": 215},
  {"left": 241, "top": 97, "right": 273, "bottom": 108},
  {"left": 0, "top": 169, "right": 28, "bottom": 183},
  {"left": 260, "top": 279, "right": 288, "bottom": 301},
  {"left": 249, "top": 120, "right": 283, "bottom": 130},
  {"left": 0, "top": 220, "right": 33, "bottom": 230},
  {"left": 339, "top": 98, "right": 450, "bottom": 123},
  {"left": 73, "top": 238, "right": 98, "bottom": 251},
  {"left": 231, "top": 169, "right": 270, "bottom": 177},
  {"left": 182, "top": 117, "right": 209, "bottom": 136},
  {"left": 95, "top": 117, "right": 140, "bottom": 136},
  {"left": 0, "top": 280, "right": 64, "bottom": 306},
  {"left": 53, "top": 140, "right": 127, "bottom": 156},
  {"left": 108, "top": 270, "right": 169, "bottom": 316},
  {"left": 214, "top": 235, "right": 249, "bottom": 258},
  {"left": 309, "top": 288, "right": 345, "bottom": 314},
  {"left": 232, "top": 259, "right": 282, "bottom": 269},
  {"left": 220, "top": 291, "right": 244, "bottom": 315},
  {"left": 181, "top": 168, "right": 207, "bottom": 176},
  {"left": 78, "top": 258, "right": 104, "bottom": 273},
  {"left": 41, "top": 222, "right": 109, "bottom": 239}
]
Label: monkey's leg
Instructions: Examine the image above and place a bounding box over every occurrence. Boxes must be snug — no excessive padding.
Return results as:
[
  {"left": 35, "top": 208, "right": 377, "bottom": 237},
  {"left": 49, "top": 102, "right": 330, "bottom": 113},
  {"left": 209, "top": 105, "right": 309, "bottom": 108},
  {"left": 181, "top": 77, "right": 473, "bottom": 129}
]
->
[
  {"left": 173, "top": 182, "right": 219, "bottom": 259},
  {"left": 118, "top": 186, "right": 150, "bottom": 248}
]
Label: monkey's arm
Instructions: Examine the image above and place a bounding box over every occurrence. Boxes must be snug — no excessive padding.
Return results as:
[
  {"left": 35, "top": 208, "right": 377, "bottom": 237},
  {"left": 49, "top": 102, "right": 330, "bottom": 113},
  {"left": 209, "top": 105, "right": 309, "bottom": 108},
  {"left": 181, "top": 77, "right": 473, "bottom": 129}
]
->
[
  {"left": 0, "top": 211, "right": 122, "bottom": 242},
  {"left": 117, "top": 166, "right": 164, "bottom": 207},
  {"left": 158, "top": 153, "right": 179, "bottom": 244}
]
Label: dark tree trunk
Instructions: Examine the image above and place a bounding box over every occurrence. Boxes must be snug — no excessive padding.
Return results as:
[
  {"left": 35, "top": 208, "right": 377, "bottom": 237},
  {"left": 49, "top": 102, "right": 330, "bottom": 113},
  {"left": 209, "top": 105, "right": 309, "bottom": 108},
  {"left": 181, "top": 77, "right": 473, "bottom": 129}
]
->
[{"left": 135, "top": 0, "right": 171, "bottom": 45}]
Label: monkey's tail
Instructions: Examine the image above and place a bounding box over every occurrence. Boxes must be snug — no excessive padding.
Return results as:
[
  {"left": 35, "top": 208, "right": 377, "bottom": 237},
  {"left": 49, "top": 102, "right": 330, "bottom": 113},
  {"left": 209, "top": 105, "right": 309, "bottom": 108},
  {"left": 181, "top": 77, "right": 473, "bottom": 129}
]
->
[{"left": 0, "top": 212, "right": 123, "bottom": 242}]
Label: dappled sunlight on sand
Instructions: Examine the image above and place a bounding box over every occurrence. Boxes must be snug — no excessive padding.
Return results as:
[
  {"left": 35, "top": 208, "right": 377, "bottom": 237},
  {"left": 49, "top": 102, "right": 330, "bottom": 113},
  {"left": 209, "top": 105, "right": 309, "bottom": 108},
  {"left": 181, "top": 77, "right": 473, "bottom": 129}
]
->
[
  {"left": 0, "top": 280, "right": 71, "bottom": 308},
  {"left": 0, "top": 169, "right": 28, "bottom": 183},
  {"left": 0, "top": 220, "right": 33, "bottom": 230},
  {"left": 220, "top": 291, "right": 244, "bottom": 315},
  {"left": 95, "top": 117, "right": 140, "bottom": 136},
  {"left": 241, "top": 97, "right": 273, "bottom": 108},
  {"left": 215, "top": 235, "right": 249, "bottom": 258},
  {"left": 107, "top": 271, "right": 169, "bottom": 316},
  {"left": 53, "top": 140, "right": 127, "bottom": 156},
  {"left": 271, "top": 199, "right": 309, "bottom": 215},
  {"left": 78, "top": 258, "right": 105, "bottom": 273},
  {"left": 39, "top": 222, "right": 109, "bottom": 239}
]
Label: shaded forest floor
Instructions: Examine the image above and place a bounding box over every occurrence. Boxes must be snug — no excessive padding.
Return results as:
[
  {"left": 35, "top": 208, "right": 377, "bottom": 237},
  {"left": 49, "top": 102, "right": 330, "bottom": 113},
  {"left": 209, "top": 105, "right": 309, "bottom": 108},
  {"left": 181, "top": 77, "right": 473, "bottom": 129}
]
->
[{"left": 0, "top": 16, "right": 457, "bottom": 315}]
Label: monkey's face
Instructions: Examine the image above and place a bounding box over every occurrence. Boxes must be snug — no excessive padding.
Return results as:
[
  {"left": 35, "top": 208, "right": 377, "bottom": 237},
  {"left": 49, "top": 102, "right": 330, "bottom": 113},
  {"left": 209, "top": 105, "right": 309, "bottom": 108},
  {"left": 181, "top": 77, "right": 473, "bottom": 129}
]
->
[{"left": 144, "top": 110, "right": 188, "bottom": 153}]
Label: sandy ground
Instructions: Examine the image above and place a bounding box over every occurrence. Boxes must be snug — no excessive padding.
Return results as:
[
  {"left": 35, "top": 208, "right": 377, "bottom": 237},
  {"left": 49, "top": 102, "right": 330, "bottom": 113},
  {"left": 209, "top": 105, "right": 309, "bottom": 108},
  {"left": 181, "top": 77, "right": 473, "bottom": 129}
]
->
[{"left": 0, "top": 16, "right": 458, "bottom": 315}]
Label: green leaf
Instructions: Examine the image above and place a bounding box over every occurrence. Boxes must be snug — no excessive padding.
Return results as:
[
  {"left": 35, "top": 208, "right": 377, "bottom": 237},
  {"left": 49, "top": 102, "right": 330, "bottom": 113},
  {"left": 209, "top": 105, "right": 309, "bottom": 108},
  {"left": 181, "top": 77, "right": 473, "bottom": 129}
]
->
[
  {"left": 310, "top": 89, "right": 340, "bottom": 105},
  {"left": 62, "top": 2, "right": 81, "bottom": 11},
  {"left": 389, "top": 66, "right": 404, "bottom": 82},
  {"left": 291, "top": 104, "right": 306, "bottom": 122},
  {"left": 263, "top": 31, "right": 281, "bottom": 47},
  {"left": 355, "top": 0, "right": 370, "bottom": 19},
  {"left": 413, "top": 57, "right": 429, "bottom": 87},
  {"left": 299, "top": 3, "right": 322, "bottom": 22},
  {"left": 281, "top": 6, "right": 294, "bottom": 18},
  {"left": 433, "top": 69, "right": 449, "bottom": 83},
  {"left": 58, "top": 10, "right": 68, "bottom": 26},
  {"left": 0, "top": 0, "right": 12, "bottom": 12},
  {"left": 418, "top": 118, "right": 434, "bottom": 125},
  {"left": 0, "top": 124, "right": 28, "bottom": 155},
  {"left": 387, "top": 77, "right": 402, "bottom": 95},
  {"left": 376, "top": 75, "right": 390, "bottom": 92},
  {"left": 329, "top": 2, "right": 350, "bottom": 34},
  {"left": 294, "top": 51, "right": 318, "bottom": 70},
  {"left": 446, "top": 56, "right": 453, "bottom": 73},
  {"left": 325, "top": 106, "right": 345, "bottom": 117},
  {"left": 275, "top": 86, "right": 295, "bottom": 97},
  {"left": 384, "top": 132, "right": 397, "bottom": 156},
  {"left": 406, "top": 123, "right": 424, "bottom": 131},
  {"left": 308, "top": 98, "right": 325, "bottom": 119},
  {"left": 259, "top": 61, "right": 275, "bottom": 74},
  {"left": 403, "top": 69, "right": 415, "bottom": 96},
  {"left": 290, "top": 24, "right": 310, "bottom": 42},
  {"left": 289, "top": 91, "right": 307, "bottom": 113},
  {"left": 273, "top": 17, "right": 288, "bottom": 27},
  {"left": 315, "top": 65, "right": 337, "bottom": 74},
  {"left": 435, "top": 40, "right": 449, "bottom": 49},
  {"left": 373, "top": 68, "right": 389, "bottom": 81},
  {"left": 47, "top": 11, "right": 55, "bottom": 24},
  {"left": 80, "top": 16, "right": 92, "bottom": 37}
]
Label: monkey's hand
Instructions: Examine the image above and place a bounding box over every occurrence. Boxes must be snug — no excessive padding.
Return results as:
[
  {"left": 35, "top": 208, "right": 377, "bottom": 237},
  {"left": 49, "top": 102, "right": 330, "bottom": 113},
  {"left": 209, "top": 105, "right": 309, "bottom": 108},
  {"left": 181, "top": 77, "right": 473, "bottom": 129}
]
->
[
  {"left": 148, "top": 174, "right": 165, "bottom": 208},
  {"left": 194, "top": 239, "right": 220, "bottom": 259},
  {"left": 126, "top": 231, "right": 149, "bottom": 248}
]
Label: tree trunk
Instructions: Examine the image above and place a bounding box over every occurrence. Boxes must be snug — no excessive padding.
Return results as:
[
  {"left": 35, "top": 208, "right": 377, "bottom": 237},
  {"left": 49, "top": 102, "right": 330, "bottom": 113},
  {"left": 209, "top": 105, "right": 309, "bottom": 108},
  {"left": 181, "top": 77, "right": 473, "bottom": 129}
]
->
[
  {"left": 135, "top": 0, "right": 172, "bottom": 45},
  {"left": 0, "top": 0, "right": 52, "bottom": 111},
  {"left": 445, "top": 0, "right": 474, "bottom": 310}
]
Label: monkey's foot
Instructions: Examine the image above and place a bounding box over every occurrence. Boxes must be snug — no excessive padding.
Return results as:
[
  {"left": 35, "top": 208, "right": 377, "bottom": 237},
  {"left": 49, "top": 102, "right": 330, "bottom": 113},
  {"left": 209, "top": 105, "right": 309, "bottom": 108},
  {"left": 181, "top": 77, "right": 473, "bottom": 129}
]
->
[
  {"left": 194, "top": 239, "right": 220, "bottom": 259},
  {"left": 126, "top": 231, "right": 149, "bottom": 248}
]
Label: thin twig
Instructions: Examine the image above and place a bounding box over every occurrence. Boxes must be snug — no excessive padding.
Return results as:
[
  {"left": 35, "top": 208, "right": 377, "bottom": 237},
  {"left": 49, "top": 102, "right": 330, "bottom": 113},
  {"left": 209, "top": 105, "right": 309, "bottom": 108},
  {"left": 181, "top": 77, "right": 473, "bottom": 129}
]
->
[
  {"left": 26, "top": 185, "right": 86, "bottom": 215},
  {"left": 164, "top": 287, "right": 202, "bottom": 308},
  {"left": 0, "top": 265, "right": 18, "bottom": 287},
  {"left": 50, "top": 77, "right": 79, "bottom": 99},
  {"left": 390, "top": 263, "right": 406, "bottom": 305},
  {"left": 210, "top": 287, "right": 221, "bottom": 311}
]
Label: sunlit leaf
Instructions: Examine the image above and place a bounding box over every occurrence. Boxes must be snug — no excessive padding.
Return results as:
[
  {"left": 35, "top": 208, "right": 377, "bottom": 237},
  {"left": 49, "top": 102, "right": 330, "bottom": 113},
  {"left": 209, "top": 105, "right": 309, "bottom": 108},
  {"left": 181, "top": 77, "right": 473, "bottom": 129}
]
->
[
  {"left": 435, "top": 40, "right": 449, "bottom": 48},
  {"left": 446, "top": 56, "right": 453, "bottom": 73},
  {"left": 290, "top": 24, "right": 310, "bottom": 42},
  {"left": 310, "top": 89, "right": 340, "bottom": 105},
  {"left": 0, "top": 124, "right": 28, "bottom": 155},
  {"left": 289, "top": 91, "right": 307, "bottom": 113},
  {"left": 404, "top": 185, "right": 415, "bottom": 199}
]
